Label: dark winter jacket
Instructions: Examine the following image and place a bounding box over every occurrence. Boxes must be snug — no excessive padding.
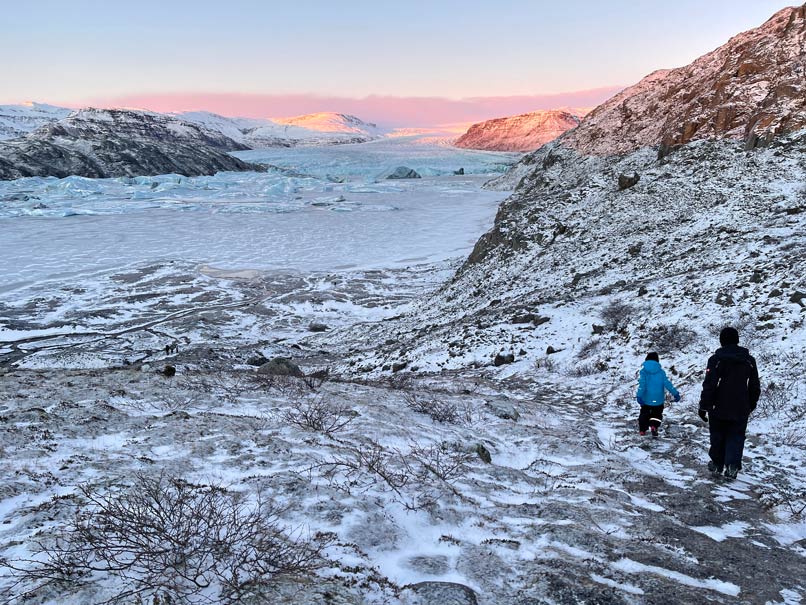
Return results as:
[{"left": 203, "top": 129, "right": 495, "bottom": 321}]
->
[
  {"left": 699, "top": 345, "right": 761, "bottom": 420},
  {"left": 636, "top": 360, "right": 679, "bottom": 406}
]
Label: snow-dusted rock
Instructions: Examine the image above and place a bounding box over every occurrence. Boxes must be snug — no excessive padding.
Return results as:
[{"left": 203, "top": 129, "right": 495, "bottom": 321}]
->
[
  {"left": 0, "top": 108, "right": 263, "bottom": 180},
  {"left": 455, "top": 110, "right": 581, "bottom": 152}
]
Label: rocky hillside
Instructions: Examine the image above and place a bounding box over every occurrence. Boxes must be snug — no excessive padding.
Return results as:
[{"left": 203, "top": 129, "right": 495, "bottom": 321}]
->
[
  {"left": 0, "top": 103, "right": 71, "bottom": 140},
  {"left": 0, "top": 108, "right": 263, "bottom": 180},
  {"left": 560, "top": 4, "right": 806, "bottom": 156},
  {"left": 454, "top": 110, "right": 581, "bottom": 152}
]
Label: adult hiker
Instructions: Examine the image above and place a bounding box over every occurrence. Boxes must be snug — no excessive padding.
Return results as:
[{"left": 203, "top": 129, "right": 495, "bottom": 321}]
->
[
  {"left": 636, "top": 352, "right": 680, "bottom": 437},
  {"left": 698, "top": 327, "right": 761, "bottom": 479}
]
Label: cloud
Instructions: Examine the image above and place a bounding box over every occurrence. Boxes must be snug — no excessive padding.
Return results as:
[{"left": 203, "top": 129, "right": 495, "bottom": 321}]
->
[{"left": 83, "top": 88, "right": 623, "bottom": 128}]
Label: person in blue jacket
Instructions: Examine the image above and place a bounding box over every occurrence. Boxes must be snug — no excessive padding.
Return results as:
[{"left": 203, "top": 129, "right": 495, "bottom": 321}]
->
[{"left": 636, "top": 352, "right": 680, "bottom": 437}]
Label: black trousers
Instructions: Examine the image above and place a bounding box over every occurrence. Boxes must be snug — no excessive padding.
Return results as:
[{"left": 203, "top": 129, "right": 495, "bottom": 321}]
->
[
  {"left": 638, "top": 405, "right": 664, "bottom": 432},
  {"left": 709, "top": 416, "right": 748, "bottom": 469}
]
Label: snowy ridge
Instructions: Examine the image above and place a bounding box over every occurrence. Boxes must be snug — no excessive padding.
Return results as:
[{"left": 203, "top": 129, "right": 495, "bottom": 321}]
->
[
  {"left": 454, "top": 110, "right": 581, "bottom": 152},
  {"left": 559, "top": 4, "right": 806, "bottom": 155}
]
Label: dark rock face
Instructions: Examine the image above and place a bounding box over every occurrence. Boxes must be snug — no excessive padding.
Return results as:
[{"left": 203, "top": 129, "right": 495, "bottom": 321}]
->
[
  {"left": 387, "top": 166, "right": 421, "bottom": 179},
  {"left": 0, "top": 108, "right": 264, "bottom": 181},
  {"left": 257, "top": 357, "right": 304, "bottom": 377}
]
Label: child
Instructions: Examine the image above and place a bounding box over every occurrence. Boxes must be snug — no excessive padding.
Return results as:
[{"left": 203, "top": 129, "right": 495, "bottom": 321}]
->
[{"left": 636, "top": 352, "right": 680, "bottom": 437}]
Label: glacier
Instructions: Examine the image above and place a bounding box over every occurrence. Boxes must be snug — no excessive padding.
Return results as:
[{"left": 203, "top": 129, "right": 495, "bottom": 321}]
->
[{"left": 0, "top": 137, "right": 519, "bottom": 292}]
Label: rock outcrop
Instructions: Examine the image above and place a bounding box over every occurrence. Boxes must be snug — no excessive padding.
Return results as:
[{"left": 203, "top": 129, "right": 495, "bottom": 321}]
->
[
  {"left": 0, "top": 108, "right": 263, "bottom": 180},
  {"left": 560, "top": 4, "right": 806, "bottom": 155},
  {"left": 455, "top": 110, "right": 581, "bottom": 152}
]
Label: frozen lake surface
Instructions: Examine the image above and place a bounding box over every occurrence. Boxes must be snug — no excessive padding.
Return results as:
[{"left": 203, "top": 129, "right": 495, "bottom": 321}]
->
[{"left": 0, "top": 138, "right": 518, "bottom": 292}]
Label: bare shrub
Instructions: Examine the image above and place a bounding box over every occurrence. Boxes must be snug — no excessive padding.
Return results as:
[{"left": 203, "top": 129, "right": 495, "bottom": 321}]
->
[
  {"left": 760, "top": 476, "right": 806, "bottom": 518},
  {"left": 651, "top": 323, "right": 698, "bottom": 354},
  {"left": 567, "top": 361, "right": 605, "bottom": 377},
  {"left": 281, "top": 395, "right": 355, "bottom": 437},
  {"left": 404, "top": 391, "right": 459, "bottom": 424},
  {"left": 318, "top": 440, "right": 472, "bottom": 509},
  {"left": 181, "top": 370, "right": 253, "bottom": 404},
  {"left": 302, "top": 367, "right": 330, "bottom": 391},
  {"left": 1, "top": 474, "right": 327, "bottom": 604},
  {"left": 534, "top": 356, "right": 557, "bottom": 372},
  {"left": 599, "top": 299, "right": 636, "bottom": 332},
  {"left": 577, "top": 338, "right": 601, "bottom": 360}
]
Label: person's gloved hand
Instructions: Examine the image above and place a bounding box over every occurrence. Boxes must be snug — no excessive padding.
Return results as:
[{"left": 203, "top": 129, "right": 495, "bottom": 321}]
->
[
  {"left": 698, "top": 409, "right": 708, "bottom": 423},
  {"left": 674, "top": 393, "right": 681, "bottom": 402},
  {"left": 637, "top": 397, "right": 645, "bottom": 405}
]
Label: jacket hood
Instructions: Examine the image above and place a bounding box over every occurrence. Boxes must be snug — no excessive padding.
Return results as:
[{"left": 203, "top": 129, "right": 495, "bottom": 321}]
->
[
  {"left": 715, "top": 344, "right": 752, "bottom": 362},
  {"left": 642, "top": 360, "right": 663, "bottom": 374}
]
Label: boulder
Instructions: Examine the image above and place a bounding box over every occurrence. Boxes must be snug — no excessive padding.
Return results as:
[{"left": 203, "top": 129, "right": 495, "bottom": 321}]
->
[
  {"left": 475, "top": 443, "right": 492, "bottom": 464},
  {"left": 246, "top": 353, "right": 268, "bottom": 367},
  {"left": 493, "top": 353, "right": 515, "bottom": 366},
  {"left": 257, "top": 357, "right": 304, "bottom": 377},
  {"left": 162, "top": 365, "right": 176, "bottom": 377},
  {"left": 387, "top": 166, "right": 421, "bottom": 179},
  {"left": 405, "top": 582, "right": 478, "bottom": 605},
  {"left": 308, "top": 322, "right": 329, "bottom": 332},
  {"left": 454, "top": 167, "right": 465, "bottom": 175},
  {"left": 618, "top": 173, "right": 640, "bottom": 190}
]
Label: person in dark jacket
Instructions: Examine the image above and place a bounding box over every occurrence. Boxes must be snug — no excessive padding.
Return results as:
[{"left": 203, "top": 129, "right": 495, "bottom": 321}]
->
[
  {"left": 698, "top": 327, "right": 761, "bottom": 479},
  {"left": 636, "top": 352, "right": 680, "bottom": 437}
]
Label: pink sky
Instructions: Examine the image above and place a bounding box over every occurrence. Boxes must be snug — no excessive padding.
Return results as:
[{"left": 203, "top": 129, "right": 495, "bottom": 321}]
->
[{"left": 87, "top": 88, "right": 623, "bottom": 128}]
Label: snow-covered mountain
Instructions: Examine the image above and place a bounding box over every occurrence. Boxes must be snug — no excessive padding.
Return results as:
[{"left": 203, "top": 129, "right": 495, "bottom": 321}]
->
[
  {"left": 0, "top": 108, "right": 262, "bottom": 180},
  {"left": 454, "top": 110, "right": 581, "bottom": 152},
  {"left": 560, "top": 4, "right": 806, "bottom": 155},
  {"left": 0, "top": 102, "right": 71, "bottom": 140},
  {"left": 177, "top": 111, "right": 383, "bottom": 148}
]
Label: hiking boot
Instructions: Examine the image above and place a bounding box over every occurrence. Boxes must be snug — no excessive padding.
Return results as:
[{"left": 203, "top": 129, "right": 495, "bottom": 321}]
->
[
  {"left": 725, "top": 465, "right": 739, "bottom": 479},
  {"left": 650, "top": 427, "right": 658, "bottom": 438},
  {"left": 708, "top": 461, "right": 723, "bottom": 475},
  {"left": 639, "top": 431, "right": 646, "bottom": 436}
]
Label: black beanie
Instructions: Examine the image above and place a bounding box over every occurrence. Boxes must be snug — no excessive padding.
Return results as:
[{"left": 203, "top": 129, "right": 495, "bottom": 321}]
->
[
  {"left": 720, "top": 327, "right": 739, "bottom": 346},
  {"left": 645, "top": 352, "right": 659, "bottom": 362}
]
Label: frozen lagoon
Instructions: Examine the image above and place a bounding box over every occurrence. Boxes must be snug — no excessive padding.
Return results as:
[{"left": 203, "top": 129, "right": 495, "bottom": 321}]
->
[{"left": 0, "top": 138, "right": 518, "bottom": 292}]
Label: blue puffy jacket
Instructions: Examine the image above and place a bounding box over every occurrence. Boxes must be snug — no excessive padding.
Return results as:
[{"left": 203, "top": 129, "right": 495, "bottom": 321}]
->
[{"left": 636, "top": 360, "right": 679, "bottom": 406}]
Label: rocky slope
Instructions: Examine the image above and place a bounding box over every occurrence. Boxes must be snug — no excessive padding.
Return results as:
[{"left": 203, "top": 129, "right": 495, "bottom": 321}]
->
[
  {"left": 559, "top": 4, "right": 806, "bottom": 156},
  {"left": 0, "top": 103, "right": 71, "bottom": 140},
  {"left": 454, "top": 110, "right": 581, "bottom": 152},
  {"left": 0, "top": 108, "right": 263, "bottom": 180}
]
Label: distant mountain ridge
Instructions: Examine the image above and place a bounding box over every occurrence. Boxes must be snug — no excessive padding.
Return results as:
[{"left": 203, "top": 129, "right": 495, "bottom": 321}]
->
[
  {"left": 454, "top": 110, "right": 581, "bottom": 152},
  {"left": 0, "top": 108, "right": 262, "bottom": 180},
  {"left": 560, "top": 4, "right": 806, "bottom": 155},
  {"left": 176, "top": 111, "right": 383, "bottom": 147}
]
